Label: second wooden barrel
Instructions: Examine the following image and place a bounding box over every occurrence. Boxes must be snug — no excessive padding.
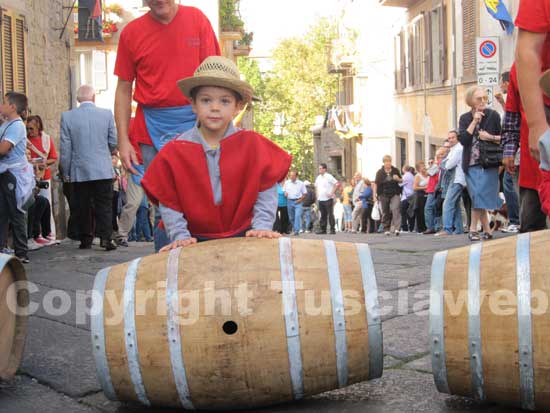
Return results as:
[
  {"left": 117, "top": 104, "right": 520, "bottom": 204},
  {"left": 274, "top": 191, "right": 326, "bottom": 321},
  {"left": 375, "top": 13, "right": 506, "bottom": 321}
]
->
[
  {"left": 92, "top": 237, "right": 382, "bottom": 409},
  {"left": 430, "top": 231, "right": 550, "bottom": 411},
  {"left": 0, "top": 253, "right": 28, "bottom": 381}
]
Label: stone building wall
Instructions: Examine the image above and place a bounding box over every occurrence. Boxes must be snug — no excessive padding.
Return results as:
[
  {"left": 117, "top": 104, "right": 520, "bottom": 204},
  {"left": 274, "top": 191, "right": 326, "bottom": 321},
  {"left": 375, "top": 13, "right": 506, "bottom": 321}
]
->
[{"left": 2, "top": 0, "right": 74, "bottom": 236}]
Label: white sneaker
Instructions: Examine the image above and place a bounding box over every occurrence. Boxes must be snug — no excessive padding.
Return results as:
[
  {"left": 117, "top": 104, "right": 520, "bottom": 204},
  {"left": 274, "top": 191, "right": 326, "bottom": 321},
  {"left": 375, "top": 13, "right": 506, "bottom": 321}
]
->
[
  {"left": 28, "top": 239, "right": 44, "bottom": 251},
  {"left": 384, "top": 231, "right": 391, "bottom": 236},
  {"left": 502, "top": 224, "right": 519, "bottom": 233}
]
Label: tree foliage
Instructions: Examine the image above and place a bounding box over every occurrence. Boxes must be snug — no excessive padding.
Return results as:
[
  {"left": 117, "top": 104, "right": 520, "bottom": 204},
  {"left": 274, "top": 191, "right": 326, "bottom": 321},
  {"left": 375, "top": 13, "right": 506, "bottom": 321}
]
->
[{"left": 238, "top": 18, "right": 337, "bottom": 180}]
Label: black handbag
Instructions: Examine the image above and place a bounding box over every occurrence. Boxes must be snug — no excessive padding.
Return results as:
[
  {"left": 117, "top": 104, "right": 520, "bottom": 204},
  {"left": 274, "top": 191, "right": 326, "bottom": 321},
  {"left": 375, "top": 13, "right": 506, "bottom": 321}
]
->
[{"left": 478, "top": 139, "right": 503, "bottom": 169}]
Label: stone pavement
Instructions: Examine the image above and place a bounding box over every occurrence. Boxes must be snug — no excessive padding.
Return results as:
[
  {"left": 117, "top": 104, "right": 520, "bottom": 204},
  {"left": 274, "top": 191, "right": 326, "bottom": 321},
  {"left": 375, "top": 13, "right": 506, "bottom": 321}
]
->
[{"left": 0, "top": 232, "right": 525, "bottom": 412}]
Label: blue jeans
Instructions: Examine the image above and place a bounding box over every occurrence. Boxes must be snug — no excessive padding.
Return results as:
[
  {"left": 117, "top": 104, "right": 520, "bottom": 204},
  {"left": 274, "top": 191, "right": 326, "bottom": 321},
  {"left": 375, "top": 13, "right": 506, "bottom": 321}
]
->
[
  {"left": 287, "top": 199, "right": 303, "bottom": 234},
  {"left": 442, "top": 183, "right": 464, "bottom": 234},
  {"left": 503, "top": 171, "right": 519, "bottom": 225},
  {"left": 135, "top": 206, "right": 152, "bottom": 241},
  {"left": 141, "top": 144, "right": 171, "bottom": 252},
  {"left": 424, "top": 193, "right": 441, "bottom": 231},
  {"left": 302, "top": 207, "right": 312, "bottom": 231},
  {"left": 343, "top": 204, "right": 352, "bottom": 223}
]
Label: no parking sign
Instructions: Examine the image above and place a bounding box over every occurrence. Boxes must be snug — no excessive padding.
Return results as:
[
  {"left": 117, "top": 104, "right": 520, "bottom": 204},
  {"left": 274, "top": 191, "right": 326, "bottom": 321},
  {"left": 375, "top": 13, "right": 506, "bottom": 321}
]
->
[{"left": 476, "top": 37, "right": 500, "bottom": 86}]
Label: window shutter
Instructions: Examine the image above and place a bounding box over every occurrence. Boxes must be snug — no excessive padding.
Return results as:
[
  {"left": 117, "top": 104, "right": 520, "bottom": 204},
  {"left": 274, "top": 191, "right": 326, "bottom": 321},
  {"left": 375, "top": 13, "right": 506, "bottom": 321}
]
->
[
  {"left": 14, "top": 15, "right": 26, "bottom": 94},
  {"left": 439, "top": 4, "right": 447, "bottom": 81},
  {"left": 400, "top": 30, "right": 406, "bottom": 88},
  {"left": 2, "top": 12, "right": 14, "bottom": 93},
  {"left": 408, "top": 26, "right": 414, "bottom": 87},
  {"left": 424, "top": 12, "right": 433, "bottom": 84},
  {"left": 462, "top": 0, "right": 477, "bottom": 78}
]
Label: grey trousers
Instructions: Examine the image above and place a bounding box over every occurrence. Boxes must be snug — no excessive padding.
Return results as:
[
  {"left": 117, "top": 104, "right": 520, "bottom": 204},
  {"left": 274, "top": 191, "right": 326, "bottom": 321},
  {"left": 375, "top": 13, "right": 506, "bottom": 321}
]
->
[
  {"left": 379, "top": 194, "right": 402, "bottom": 232},
  {"left": 351, "top": 203, "right": 363, "bottom": 231},
  {"left": 117, "top": 175, "right": 145, "bottom": 240}
]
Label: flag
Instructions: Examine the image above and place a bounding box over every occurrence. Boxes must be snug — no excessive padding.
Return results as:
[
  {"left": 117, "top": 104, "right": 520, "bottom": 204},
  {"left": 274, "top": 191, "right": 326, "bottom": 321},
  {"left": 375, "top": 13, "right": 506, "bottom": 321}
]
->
[{"left": 484, "top": 0, "right": 514, "bottom": 35}]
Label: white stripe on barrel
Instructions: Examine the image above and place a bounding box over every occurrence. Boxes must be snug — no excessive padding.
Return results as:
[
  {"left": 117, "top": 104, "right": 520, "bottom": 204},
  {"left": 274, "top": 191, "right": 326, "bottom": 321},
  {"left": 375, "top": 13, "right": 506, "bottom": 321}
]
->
[
  {"left": 91, "top": 266, "right": 117, "bottom": 401},
  {"left": 324, "top": 240, "right": 348, "bottom": 388},
  {"left": 123, "top": 258, "right": 150, "bottom": 406},
  {"left": 467, "top": 243, "right": 485, "bottom": 401},
  {"left": 166, "top": 248, "right": 194, "bottom": 410},
  {"left": 355, "top": 243, "right": 383, "bottom": 380},
  {"left": 279, "top": 237, "right": 304, "bottom": 400},
  {"left": 516, "top": 233, "right": 535, "bottom": 411},
  {"left": 430, "top": 250, "right": 450, "bottom": 394}
]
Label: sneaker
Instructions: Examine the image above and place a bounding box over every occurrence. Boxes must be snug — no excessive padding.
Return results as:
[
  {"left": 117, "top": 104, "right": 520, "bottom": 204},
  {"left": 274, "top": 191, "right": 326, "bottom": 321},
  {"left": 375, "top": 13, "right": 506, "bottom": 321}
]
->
[
  {"left": 501, "top": 224, "right": 519, "bottom": 233},
  {"left": 395, "top": 230, "right": 400, "bottom": 236},
  {"left": 0, "top": 247, "right": 14, "bottom": 255},
  {"left": 329, "top": 230, "right": 336, "bottom": 234},
  {"left": 384, "top": 231, "right": 391, "bottom": 236},
  {"left": 469, "top": 232, "right": 481, "bottom": 242},
  {"left": 16, "top": 256, "right": 30, "bottom": 264},
  {"left": 27, "top": 239, "right": 43, "bottom": 251},
  {"left": 423, "top": 229, "right": 436, "bottom": 235},
  {"left": 46, "top": 233, "right": 56, "bottom": 241},
  {"left": 116, "top": 238, "right": 129, "bottom": 247},
  {"left": 100, "top": 239, "right": 117, "bottom": 251},
  {"left": 305, "top": 230, "right": 311, "bottom": 233},
  {"left": 315, "top": 230, "right": 327, "bottom": 235},
  {"left": 435, "top": 231, "right": 450, "bottom": 237},
  {"left": 293, "top": 232, "right": 300, "bottom": 236}
]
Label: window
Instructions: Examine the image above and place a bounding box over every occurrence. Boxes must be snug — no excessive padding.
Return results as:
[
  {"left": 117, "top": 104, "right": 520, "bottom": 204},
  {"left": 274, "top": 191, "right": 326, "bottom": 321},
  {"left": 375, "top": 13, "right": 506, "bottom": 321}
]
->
[
  {"left": 407, "top": 15, "right": 423, "bottom": 88},
  {"left": 396, "top": 137, "right": 407, "bottom": 169},
  {"left": 395, "top": 30, "right": 406, "bottom": 91},
  {"left": 1, "top": 9, "right": 27, "bottom": 95},
  {"left": 426, "top": 4, "right": 447, "bottom": 83},
  {"left": 430, "top": 144, "right": 437, "bottom": 160},
  {"left": 415, "top": 140, "right": 424, "bottom": 162}
]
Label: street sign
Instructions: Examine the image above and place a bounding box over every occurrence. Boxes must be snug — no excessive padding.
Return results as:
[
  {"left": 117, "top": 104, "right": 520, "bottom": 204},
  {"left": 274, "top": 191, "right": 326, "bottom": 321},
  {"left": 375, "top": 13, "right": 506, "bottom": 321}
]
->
[
  {"left": 476, "top": 37, "right": 500, "bottom": 80},
  {"left": 478, "top": 73, "right": 499, "bottom": 86},
  {"left": 485, "top": 87, "right": 494, "bottom": 107}
]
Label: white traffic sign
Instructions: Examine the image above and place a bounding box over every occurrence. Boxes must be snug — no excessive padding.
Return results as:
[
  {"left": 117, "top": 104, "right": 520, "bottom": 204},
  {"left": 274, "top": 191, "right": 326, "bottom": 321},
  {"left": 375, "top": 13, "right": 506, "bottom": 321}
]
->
[
  {"left": 478, "top": 74, "right": 499, "bottom": 86},
  {"left": 476, "top": 37, "right": 500, "bottom": 77}
]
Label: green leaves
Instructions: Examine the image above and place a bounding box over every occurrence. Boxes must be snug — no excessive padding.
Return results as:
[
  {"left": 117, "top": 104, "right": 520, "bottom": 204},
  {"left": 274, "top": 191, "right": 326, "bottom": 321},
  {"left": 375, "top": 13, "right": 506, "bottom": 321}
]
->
[{"left": 238, "top": 18, "right": 337, "bottom": 179}]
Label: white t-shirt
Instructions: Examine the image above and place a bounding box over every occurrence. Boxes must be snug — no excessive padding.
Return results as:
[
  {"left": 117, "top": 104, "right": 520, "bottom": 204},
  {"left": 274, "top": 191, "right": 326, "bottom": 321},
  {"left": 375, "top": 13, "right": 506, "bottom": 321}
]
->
[
  {"left": 315, "top": 172, "right": 337, "bottom": 201},
  {"left": 283, "top": 179, "right": 307, "bottom": 200}
]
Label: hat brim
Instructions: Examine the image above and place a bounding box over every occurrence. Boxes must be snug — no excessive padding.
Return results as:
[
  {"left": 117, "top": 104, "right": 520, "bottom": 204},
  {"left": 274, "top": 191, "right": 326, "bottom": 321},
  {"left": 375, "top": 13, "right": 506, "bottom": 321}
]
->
[
  {"left": 540, "top": 69, "right": 550, "bottom": 97},
  {"left": 177, "top": 76, "right": 253, "bottom": 103}
]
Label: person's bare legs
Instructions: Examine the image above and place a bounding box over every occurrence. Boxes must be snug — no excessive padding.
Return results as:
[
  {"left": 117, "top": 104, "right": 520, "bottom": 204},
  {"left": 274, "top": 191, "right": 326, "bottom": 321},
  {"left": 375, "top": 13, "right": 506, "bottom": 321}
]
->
[{"left": 479, "top": 209, "right": 491, "bottom": 234}]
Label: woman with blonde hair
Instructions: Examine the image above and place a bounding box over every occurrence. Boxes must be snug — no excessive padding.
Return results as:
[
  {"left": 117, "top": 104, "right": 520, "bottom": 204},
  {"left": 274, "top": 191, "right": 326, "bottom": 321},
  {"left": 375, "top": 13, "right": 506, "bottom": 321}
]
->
[{"left": 458, "top": 85, "right": 503, "bottom": 241}]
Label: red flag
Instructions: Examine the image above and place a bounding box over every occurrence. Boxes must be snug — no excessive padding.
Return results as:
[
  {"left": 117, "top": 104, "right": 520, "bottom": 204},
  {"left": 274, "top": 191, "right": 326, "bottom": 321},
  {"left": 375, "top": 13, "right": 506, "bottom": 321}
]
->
[{"left": 91, "top": 0, "right": 102, "bottom": 18}]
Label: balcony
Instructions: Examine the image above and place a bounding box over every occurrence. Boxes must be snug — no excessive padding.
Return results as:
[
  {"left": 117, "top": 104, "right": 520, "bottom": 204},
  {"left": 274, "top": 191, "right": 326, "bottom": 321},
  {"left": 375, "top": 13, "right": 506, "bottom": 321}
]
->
[{"left": 379, "top": 0, "right": 422, "bottom": 7}]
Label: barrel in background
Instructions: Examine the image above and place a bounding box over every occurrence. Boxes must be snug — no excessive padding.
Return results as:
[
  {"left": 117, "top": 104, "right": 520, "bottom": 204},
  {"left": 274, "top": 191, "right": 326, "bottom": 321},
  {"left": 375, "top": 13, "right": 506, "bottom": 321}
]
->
[
  {"left": 0, "top": 254, "right": 28, "bottom": 381},
  {"left": 91, "top": 237, "right": 383, "bottom": 410},
  {"left": 430, "top": 231, "right": 550, "bottom": 411}
]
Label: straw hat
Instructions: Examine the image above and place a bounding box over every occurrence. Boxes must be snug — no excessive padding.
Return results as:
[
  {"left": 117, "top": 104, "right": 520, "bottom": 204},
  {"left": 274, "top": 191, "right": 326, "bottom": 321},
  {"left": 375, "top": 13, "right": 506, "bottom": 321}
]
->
[
  {"left": 177, "top": 56, "right": 254, "bottom": 103},
  {"left": 541, "top": 69, "right": 550, "bottom": 97}
]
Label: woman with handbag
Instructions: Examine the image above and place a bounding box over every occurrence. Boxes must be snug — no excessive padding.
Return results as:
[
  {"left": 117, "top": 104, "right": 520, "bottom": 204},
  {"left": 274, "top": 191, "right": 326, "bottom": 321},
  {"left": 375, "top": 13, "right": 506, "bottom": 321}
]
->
[{"left": 458, "top": 86, "right": 503, "bottom": 241}]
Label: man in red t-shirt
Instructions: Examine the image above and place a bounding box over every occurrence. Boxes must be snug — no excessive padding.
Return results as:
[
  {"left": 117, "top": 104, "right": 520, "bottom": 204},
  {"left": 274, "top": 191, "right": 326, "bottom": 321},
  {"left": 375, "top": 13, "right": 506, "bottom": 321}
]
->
[
  {"left": 114, "top": 0, "right": 220, "bottom": 251},
  {"left": 515, "top": 0, "right": 550, "bottom": 160},
  {"left": 114, "top": 1, "right": 220, "bottom": 172}
]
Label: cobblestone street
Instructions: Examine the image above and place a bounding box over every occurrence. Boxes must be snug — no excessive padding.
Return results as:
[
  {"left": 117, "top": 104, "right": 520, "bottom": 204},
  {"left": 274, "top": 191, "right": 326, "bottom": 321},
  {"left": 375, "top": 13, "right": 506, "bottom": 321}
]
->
[{"left": 0, "top": 232, "right": 525, "bottom": 412}]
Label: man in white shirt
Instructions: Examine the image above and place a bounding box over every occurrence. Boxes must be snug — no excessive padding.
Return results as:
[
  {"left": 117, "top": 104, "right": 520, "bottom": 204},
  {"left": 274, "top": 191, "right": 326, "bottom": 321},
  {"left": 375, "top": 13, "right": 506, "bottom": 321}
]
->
[
  {"left": 314, "top": 163, "right": 338, "bottom": 234},
  {"left": 283, "top": 171, "right": 307, "bottom": 236},
  {"left": 436, "top": 130, "right": 466, "bottom": 236}
]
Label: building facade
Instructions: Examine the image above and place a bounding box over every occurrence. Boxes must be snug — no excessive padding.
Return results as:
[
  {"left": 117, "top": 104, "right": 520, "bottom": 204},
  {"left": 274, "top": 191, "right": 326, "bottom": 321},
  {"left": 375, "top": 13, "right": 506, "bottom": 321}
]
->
[
  {"left": 1, "top": 0, "right": 74, "bottom": 234},
  {"left": 382, "top": 0, "right": 519, "bottom": 167}
]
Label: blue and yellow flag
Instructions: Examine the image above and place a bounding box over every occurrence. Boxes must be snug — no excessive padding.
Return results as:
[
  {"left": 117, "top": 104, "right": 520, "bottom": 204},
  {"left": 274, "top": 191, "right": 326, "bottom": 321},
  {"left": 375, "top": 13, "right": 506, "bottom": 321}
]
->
[{"left": 484, "top": 0, "right": 514, "bottom": 35}]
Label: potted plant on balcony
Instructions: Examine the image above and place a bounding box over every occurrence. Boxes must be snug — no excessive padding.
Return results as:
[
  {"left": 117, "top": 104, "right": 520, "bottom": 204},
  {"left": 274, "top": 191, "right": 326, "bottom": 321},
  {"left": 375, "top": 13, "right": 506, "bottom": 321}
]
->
[
  {"left": 102, "top": 19, "right": 118, "bottom": 37},
  {"left": 104, "top": 3, "right": 123, "bottom": 17},
  {"left": 220, "top": 0, "right": 245, "bottom": 32}
]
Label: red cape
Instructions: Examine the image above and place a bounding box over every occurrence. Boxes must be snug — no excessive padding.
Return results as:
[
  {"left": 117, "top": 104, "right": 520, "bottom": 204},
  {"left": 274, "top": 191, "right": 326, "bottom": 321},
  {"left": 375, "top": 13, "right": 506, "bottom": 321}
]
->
[{"left": 142, "top": 130, "right": 292, "bottom": 238}]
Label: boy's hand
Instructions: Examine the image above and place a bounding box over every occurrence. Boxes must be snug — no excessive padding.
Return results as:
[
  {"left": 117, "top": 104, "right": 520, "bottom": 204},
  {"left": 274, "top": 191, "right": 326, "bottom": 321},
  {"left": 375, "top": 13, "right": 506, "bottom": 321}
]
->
[
  {"left": 159, "top": 238, "right": 197, "bottom": 252},
  {"left": 245, "top": 230, "right": 281, "bottom": 239}
]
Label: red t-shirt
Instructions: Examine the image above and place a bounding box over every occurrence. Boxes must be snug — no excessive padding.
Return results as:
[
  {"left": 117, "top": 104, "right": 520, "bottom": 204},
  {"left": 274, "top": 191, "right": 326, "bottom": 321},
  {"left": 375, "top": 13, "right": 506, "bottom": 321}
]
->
[
  {"left": 515, "top": 0, "right": 550, "bottom": 91},
  {"left": 426, "top": 171, "right": 439, "bottom": 194},
  {"left": 506, "top": 58, "right": 550, "bottom": 190},
  {"left": 28, "top": 133, "right": 57, "bottom": 180},
  {"left": 114, "top": 6, "right": 220, "bottom": 145}
]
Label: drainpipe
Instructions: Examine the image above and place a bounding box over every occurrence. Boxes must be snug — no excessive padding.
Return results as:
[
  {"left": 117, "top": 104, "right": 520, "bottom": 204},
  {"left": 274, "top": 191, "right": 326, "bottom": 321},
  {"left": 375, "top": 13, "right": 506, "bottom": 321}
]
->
[{"left": 450, "top": 0, "right": 458, "bottom": 129}]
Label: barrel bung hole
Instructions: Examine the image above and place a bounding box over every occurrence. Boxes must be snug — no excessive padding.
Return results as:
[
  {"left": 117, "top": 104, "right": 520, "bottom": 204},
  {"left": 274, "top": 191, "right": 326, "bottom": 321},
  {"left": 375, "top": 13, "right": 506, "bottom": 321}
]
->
[{"left": 223, "top": 321, "right": 238, "bottom": 335}]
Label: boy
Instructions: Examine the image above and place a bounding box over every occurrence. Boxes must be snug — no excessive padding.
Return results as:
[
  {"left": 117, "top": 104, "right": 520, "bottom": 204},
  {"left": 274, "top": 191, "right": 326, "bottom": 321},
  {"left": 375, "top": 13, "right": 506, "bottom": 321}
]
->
[
  {"left": 141, "top": 56, "right": 292, "bottom": 251},
  {"left": 0, "top": 92, "right": 34, "bottom": 263}
]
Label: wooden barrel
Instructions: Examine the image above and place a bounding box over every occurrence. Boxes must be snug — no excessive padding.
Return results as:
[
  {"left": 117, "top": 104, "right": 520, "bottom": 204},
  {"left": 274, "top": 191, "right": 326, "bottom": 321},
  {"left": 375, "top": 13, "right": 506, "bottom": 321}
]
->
[
  {"left": 0, "top": 253, "right": 28, "bottom": 381},
  {"left": 91, "top": 237, "right": 382, "bottom": 410},
  {"left": 430, "top": 231, "right": 550, "bottom": 411}
]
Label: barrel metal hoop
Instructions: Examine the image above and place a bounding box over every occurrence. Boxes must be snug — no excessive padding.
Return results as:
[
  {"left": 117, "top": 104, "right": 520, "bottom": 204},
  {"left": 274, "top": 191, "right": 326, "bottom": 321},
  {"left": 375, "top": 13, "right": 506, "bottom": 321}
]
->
[
  {"left": 429, "top": 250, "right": 450, "bottom": 394},
  {"left": 123, "top": 258, "right": 150, "bottom": 406},
  {"left": 516, "top": 233, "right": 535, "bottom": 411},
  {"left": 468, "top": 243, "right": 485, "bottom": 401},
  {"left": 279, "top": 237, "right": 304, "bottom": 400},
  {"left": 324, "top": 240, "right": 348, "bottom": 388},
  {"left": 91, "top": 266, "right": 117, "bottom": 401},
  {"left": 166, "top": 248, "right": 194, "bottom": 410},
  {"left": 355, "top": 243, "right": 383, "bottom": 380}
]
